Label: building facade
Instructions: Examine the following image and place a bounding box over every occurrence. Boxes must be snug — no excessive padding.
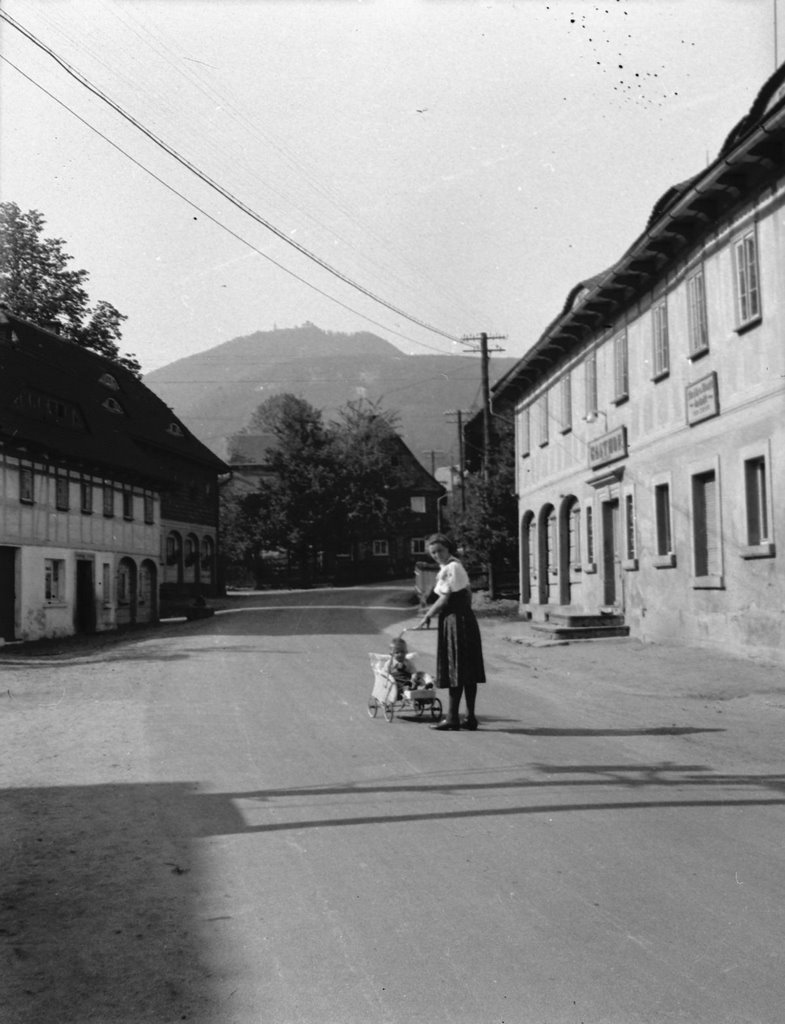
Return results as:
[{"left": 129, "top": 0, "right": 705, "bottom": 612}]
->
[
  {"left": 0, "top": 311, "right": 227, "bottom": 643},
  {"left": 493, "top": 66, "right": 785, "bottom": 663}
]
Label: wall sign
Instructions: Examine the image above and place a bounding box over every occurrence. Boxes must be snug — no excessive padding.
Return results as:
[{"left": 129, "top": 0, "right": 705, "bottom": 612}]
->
[
  {"left": 588, "top": 426, "right": 628, "bottom": 469},
  {"left": 686, "top": 371, "right": 719, "bottom": 426}
]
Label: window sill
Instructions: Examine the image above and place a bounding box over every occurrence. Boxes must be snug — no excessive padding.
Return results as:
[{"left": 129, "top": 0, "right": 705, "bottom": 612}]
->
[
  {"left": 651, "top": 369, "right": 670, "bottom": 384},
  {"left": 520, "top": 451, "right": 531, "bottom": 460},
  {"left": 622, "top": 557, "right": 638, "bottom": 571},
  {"left": 582, "top": 562, "right": 597, "bottom": 574},
  {"left": 45, "top": 600, "right": 67, "bottom": 608},
  {"left": 740, "top": 542, "right": 775, "bottom": 559},
  {"left": 653, "top": 553, "right": 677, "bottom": 569},
  {"left": 612, "top": 394, "right": 629, "bottom": 407},
  {"left": 688, "top": 345, "right": 710, "bottom": 362},
  {"left": 559, "top": 426, "right": 572, "bottom": 436},
  {"left": 693, "top": 574, "right": 725, "bottom": 589},
  {"left": 736, "top": 314, "right": 762, "bottom": 336}
]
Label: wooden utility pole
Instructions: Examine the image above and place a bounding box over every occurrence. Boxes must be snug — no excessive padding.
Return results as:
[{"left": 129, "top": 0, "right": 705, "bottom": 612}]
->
[
  {"left": 422, "top": 449, "right": 444, "bottom": 478},
  {"left": 444, "top": 410, "right": 470, "bottom": 513},
  {"left": 462, "top": 332, "right": 506, "bottom": 481},
  {"left": 461, "top": 332, "right": 506, "bottom": 598}
]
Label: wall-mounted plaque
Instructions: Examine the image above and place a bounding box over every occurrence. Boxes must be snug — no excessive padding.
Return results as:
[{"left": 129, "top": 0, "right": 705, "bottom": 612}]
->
[
  {"left": 686, "top": 371, "right": 719, "bottom": 426},
  {"left": 588, "top": 426, "right": 628, "bottom": 469}
]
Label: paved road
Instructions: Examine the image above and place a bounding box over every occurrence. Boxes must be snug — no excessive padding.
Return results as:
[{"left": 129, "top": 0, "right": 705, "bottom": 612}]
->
[{"left": 1, "top": 586, "right": 784, "bottom": 1023}]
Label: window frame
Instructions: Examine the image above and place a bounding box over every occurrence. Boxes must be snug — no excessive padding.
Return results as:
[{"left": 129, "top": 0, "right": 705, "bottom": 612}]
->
[
  {"left": 122, "top": 490, "right": 134, "bottom": 521},
  {"left": 584, "top": 351, "right": 598, "bottom": 419},
  {"left": 20, "top": 465, "right": 35, "bottom": 504},
  {"left": 103, "top": 483, "right": 115, "bottom": 518},
  {"left": 410, "top": 495, "right": 426, "bottom": 514},
  {"left": 651, "top": 299, "right": 670, "bottom": 380},
  {"left": 372, "top": 539, "right": 389, "bottom": 557},
  {"left": 733, "top": 227, "right": 761, "bottom": 331},
  {"left": 689, "top": 456, "right": 724, "bottom": 588},
  {"left": 55, "top": 473, "right": 70, "bottom": 512},
  {"left": 612, "top": 331, "right": 629, "bottom": 405},
  {"left": 652, "top": 472, "right": 676, "bottom": 568},
  {"left": 44, "top": 558, "right": 66, "bottom": 604},
  {"left": 686, "top": 266, "right": 709, "bottom": 359},
  {"left": 739, "top": 441, "right": 775, "bottom": 559},
  {"left": 81, "top": 479, "right": 94, "bottom": 515},
  {"left": 519, "top": 405, "right": 531, "bottom": 459},
  {"left": 537, "top": 391, "right": 549, "bottom": 448},
  {"left": 622, "top": 485, "right": 638, "bottom": 570},
  {"left": 559, "top": 374, "right": 572, "bottom": 434}
]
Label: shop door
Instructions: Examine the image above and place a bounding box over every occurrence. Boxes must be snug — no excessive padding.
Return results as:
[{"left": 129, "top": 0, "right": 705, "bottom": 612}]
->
[
  {"left": 0, "top": 546, "right": 17, "bottom": 640},
  {"left": 75, "top": 559, "right": 96, "bottom": 634},
  {"left": 602, "top": 500, "right": 622, "bottom": 608}
]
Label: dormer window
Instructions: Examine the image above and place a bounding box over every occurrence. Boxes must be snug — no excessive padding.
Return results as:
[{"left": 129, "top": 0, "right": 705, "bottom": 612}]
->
[
  {"left": 99, "top": 372, "right": 120, "bottom": 391},
  {"left": 167, "top": 422, "right": 184, "bottom": 437},
  {"left": 102, "top": 397, "right": 124, "bottom": 414}
]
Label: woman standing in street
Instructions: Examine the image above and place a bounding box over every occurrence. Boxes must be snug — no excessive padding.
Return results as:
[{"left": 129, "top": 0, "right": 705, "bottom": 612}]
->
[{"left": 416, "top": 533, "right": 485, "bottom": 731}]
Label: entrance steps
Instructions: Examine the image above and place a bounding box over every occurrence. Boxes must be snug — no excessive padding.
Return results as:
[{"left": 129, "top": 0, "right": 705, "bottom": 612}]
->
[{"left": 531, "top": 609, "right": 630, "bottom": 641}]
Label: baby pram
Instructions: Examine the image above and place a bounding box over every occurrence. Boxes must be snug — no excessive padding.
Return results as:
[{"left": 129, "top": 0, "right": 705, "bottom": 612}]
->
[{"left": 367, "top": 647, "right": 442, "bottom": 723}]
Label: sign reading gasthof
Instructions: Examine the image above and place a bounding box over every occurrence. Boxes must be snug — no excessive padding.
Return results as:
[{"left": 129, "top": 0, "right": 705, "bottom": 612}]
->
[
  {"left": 588, "top": 426, "right": 627, "bottom": 469},
  {"left": 686, "top": 371, "right": 719, "bottom": 426}
]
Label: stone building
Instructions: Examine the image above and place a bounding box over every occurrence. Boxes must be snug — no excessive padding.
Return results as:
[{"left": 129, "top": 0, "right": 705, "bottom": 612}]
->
[{"left": 491, "top": 65, "right": 785, "bottom": 663}]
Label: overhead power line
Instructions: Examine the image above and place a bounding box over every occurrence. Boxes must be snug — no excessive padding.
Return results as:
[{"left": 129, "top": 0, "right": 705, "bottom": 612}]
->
[
  {"left": 1, "top": 55, "right": 458, "bottom": 356},
  {"left": 0, "top": 10, "right": 462, "bottom": 344}
]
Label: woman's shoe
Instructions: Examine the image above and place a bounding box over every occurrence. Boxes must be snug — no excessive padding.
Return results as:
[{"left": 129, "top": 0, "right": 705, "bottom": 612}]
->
[
  {"left": 463, "top": 717, "right": 479, "bottom": 731},
  {"left": 430, "top": 719, "right": 460, "bottom": 731}
]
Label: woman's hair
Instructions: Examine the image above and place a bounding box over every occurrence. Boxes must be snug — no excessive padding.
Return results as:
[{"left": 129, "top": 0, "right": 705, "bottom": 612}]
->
[{"left": 426, "top": 533, "right": 456, "bottom": 554}]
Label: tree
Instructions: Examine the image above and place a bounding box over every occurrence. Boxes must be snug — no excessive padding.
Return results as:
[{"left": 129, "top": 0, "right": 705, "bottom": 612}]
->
[
  {"left": 247, "top": 394, "right": 341, "bottom": 581},
  {"left": 450, "top": 414, "right": 518, "bottom": 598},
  {"left": 0, "top": 202, "right": 140, "bottom": 375}
]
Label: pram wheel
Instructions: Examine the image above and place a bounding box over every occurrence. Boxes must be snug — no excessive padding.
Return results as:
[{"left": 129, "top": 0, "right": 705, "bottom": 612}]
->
[
  {"left": 414, "top": 700, "right": 425, "bottom": 718},
  {"left": 367, "top": 697, "right": 379, "bottom": 718},
  {"left": 383, "top": 703, "right": 395, "bottom": 722},
  {"left": 430, "top": 698, "right": 443, "bottom": 721}
]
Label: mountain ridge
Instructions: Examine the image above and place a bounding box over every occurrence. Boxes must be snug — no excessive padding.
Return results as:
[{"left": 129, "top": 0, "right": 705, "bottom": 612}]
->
[{"left": 144, "top": 324, "right": 519, "bottom": 467}]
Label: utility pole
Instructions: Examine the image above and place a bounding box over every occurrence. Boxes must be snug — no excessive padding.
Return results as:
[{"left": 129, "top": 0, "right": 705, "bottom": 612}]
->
[
  {"left": 462, "top": 332, "right": 506, "bottom": 481},
  {"left": 444, "top": 410, "right": 470, "bottom": 513},
  {"left": 422, "top": 449, "right": 444, "bottom": 478},
  {"left": 461, "top": 332, "right": 507, "bottom": 599}
]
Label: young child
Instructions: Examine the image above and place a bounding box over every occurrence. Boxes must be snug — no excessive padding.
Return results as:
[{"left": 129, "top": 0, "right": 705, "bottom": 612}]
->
[{"left": 386, "top": 637, "right": 433, "bottom": 699}]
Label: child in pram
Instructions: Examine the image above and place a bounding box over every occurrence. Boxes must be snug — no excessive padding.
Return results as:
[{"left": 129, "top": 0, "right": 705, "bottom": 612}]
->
[{"left": 386, "top": 636, "right": 434, "bottom": 699}]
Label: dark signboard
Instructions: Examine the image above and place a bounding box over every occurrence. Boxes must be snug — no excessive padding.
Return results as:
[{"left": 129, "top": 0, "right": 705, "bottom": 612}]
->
[
  {"left": 588, "top": 426, "right": 627, "bottom": 469},
  {"left": 686, "top": 371, "right": 719, "bottom": 426}
]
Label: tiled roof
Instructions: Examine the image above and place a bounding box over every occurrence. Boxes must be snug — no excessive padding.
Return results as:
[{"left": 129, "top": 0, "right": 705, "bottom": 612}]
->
[{"left": 0, "top": 310, "right": 227, "bottom": 483}]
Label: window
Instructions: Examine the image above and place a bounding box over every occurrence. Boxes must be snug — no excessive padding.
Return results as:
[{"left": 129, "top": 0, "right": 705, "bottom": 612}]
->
[
  {"left": 45, "top": 559, "right": 65, "bottom": 603},
  {"left": 55, "top": 474, "right": 70, "bottom": 511},
  {"left": 81, "top": 480, "right": 93, "bottom": 514},
  {"left": 568, "top": 501, "right": 581, "bottom": 568},
  {"left": 653, "top": 481, "right": 675, "bottom": 567},
  {"left": 411, "top": 537, "right": 426, "bottom": 555},
  {"left": 651, "top": 300, "right": 669, "bottom": 379},
  {"left": 410, "top": 496, "right": 426, "bottom": 514},
  {"left": 102, "top": 397, "right": 125, "bottom": 415},
  {"left": 733, "top": 229, "right": 761, "bottom": 328},
  {"left": 613, "top": 332, "right": 629, "bottom": 403},
  {"left": 143, "top": 493, "right": 154, "bottom": 524},
  {"left": 623, "top": 491, "right": 637, "bottom": 568},
  {"left": 102, "top": 563, "right": 112, "bottom": 606},
  {"left": 743, "top": 455, "right": 774, "bottom": 557},
  {"left": 122, "top": 491, "right": 134, "bottom": 520},
  {"left": 538, "top": 392, "right": 549, "bottom": 447},
  {"left": 99, "top": 372, "right": 120, "bottom": 391},
  {"left": 584, "top": 352, "right": 598, "bottom": 418},
  {"left": 585, "top": 503, "right": 595, "bottom": 567},
  {"left": 687, "top": 269, "right": 709, "bottom": 357},
  {"left": 117, "top": 562, "right": 131, "bottom": 605},
  {"left": 103, "top": 484, "right": 114, "bottom": 517},
  {"left": 560, "top": 374, "right": 572, "bottom": 433},
  {"left": 520, "top": 406, "right": 531, "bottom": 458},
  {"left": 692, "top": 468, "right": 723, "bottom": 585},
  {"left": 20, "top": 466, "right": 34, "bottom": 504},
  {"left": 372, "top": 539, "right": 389, "bottom": 556}
]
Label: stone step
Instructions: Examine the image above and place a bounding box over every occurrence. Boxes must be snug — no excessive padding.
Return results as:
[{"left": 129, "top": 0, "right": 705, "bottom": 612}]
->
[
  {"left": 531, "top": 621, "right": 630, "bottom": 640},
  {"left": 546, "top": 612, "right": 626, "bottom": 629}
]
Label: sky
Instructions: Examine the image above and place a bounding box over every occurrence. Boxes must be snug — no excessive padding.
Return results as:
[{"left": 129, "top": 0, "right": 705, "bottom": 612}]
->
[{"left": 0, "top": 0, "right": 779, "bottom": 376}]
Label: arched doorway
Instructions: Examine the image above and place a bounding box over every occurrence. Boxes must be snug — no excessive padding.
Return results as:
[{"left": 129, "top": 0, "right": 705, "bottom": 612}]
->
[
  {"left": 165, "top": 531, "right": 183, "bottom": 586},
  {"left": 520, "top": 511, "right": 535, "bottom": 604},
  {"left": 200, "top": 535, "right": 215, "bottom": 591},
  {"left": 558, "top": 496, "right": 581, "bottom": 606},
  {"left": 538, "top": 504, "right": 557, "bottom": 605},
  {"left": 184, "top": 534, "right": 200, "bottom": 587},
  {"left": 116, "top": 557, "right": 138, "bottom": 626},
  {"left": 137, "top": 560, "right": 158, "bottom": 623}
]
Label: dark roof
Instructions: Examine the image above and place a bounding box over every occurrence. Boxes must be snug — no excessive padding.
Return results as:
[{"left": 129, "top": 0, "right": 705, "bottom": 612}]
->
[
  {"left": 491, "top": 61, "right": 785, "bottom": 406},
  {"left": 0, "top": 310, "right": 227, "bottom": 483}
]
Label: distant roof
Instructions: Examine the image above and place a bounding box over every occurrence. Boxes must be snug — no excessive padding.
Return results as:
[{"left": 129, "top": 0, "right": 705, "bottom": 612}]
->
[
  {"left": 227, "top": 433, "right": 277, "bottom": 465},
  {"left": 0, "top": 309, "right": 227, "bottom": 482}
]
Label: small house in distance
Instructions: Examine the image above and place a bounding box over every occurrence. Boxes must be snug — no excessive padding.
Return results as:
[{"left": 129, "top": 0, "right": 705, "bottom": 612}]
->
[
  {"left": 223, "top": 430, "right": 445, "bottom": 586},
  {"left": 0, "top": 310, "right": 227, "bottom": 643}
]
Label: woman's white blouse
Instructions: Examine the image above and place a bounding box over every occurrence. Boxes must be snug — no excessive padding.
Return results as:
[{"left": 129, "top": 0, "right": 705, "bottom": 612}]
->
[{"left": 434, "top": 559, "right": 470, "bottom": 595}]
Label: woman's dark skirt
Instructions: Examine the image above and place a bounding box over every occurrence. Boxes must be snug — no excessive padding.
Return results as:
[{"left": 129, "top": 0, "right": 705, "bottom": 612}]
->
[{"left": 435, "top": 589, "right": 486, "bottom": 689}]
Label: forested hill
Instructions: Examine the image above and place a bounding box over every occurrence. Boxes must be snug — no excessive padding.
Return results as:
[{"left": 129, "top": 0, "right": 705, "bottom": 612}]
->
[{"left": 144, "top": 324, "right": 519, "bottom": 468}]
